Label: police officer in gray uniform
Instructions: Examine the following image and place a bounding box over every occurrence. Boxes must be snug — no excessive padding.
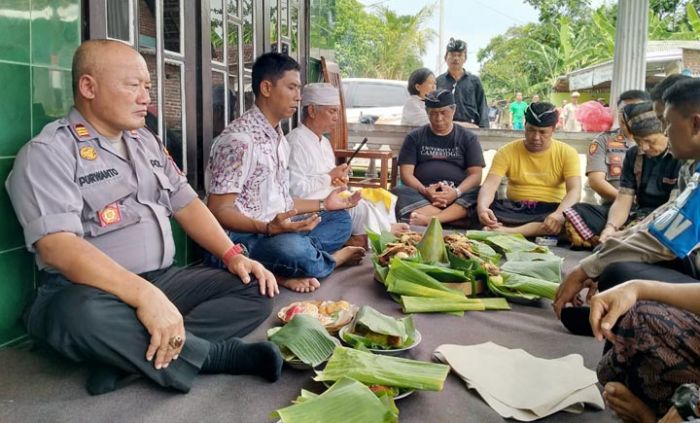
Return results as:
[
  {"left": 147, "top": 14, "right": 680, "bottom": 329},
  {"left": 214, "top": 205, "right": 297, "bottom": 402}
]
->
[
  {"left": 5, "top": 40, "right": 282, "bottom": 395},
  {"left": 563, "top": 90, "right": 650, "bottom": 248}
]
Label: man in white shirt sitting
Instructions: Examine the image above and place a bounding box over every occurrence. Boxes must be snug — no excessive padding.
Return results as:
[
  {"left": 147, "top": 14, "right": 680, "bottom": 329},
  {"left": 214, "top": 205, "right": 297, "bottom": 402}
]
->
[{"left": 287, "top": 83, "right": 409, "bottom": 243}]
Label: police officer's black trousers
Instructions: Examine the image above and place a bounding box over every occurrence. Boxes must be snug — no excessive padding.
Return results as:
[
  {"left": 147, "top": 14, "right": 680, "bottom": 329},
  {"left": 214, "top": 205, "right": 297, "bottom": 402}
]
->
[
  {"left": 597, "top": 260, "right": 698, "bottom": 292},
  {"left": 27, "top": 264, "right": 272, "bottom": 392}
]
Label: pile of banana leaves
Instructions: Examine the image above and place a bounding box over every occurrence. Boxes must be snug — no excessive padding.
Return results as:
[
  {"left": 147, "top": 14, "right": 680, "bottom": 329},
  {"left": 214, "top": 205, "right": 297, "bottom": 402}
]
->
[{"left": 369, "top": 218, "right": 564, "bottom": 308}]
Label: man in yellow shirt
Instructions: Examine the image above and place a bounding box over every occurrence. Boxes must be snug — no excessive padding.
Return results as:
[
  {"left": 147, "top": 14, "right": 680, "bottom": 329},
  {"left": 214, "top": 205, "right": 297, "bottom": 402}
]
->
[{"left": 476, "top": 102, "right": 581, "bottom": 237}]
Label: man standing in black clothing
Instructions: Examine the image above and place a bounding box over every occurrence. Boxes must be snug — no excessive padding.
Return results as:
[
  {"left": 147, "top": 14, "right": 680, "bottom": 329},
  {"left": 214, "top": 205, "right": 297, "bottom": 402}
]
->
[{"left": 436, "top": 38, "right": 490, "bottom": 129}]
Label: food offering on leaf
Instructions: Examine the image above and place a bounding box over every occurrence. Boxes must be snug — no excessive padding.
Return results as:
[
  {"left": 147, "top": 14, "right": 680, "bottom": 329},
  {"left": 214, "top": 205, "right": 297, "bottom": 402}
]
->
[
  {"left": 267, "top": 314, "right": 340, "bottom": 369},
  {"left": 278, "top": 300, "right": 357, "bottom": 332},
  {"left": 377, "top": 243, "right": 418, "bottom": 266},
  {"left": 314, "top": 346, "right": 450, "bottom": 394},
  {"left": 397, "top": 231, "right": 422, "bottom": 246},
  {"left": 339, "top": 305, "right": 421, "bottom": 354},
  {"left": 444, "top": 233, "right": 501, "bottom": 276}
]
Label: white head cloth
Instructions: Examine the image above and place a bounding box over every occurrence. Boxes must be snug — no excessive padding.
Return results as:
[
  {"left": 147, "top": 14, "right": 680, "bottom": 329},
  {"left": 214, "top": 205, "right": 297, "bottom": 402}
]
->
[{"left": 301, "top": 83, "right": 340, "bottom": 106}]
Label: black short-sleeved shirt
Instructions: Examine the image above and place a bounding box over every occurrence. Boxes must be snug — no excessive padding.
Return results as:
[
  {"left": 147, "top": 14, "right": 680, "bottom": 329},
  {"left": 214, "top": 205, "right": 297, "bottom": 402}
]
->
[
  {"left": 436, "top": 71, "right": 490, "bottom": 128},
  {"left": 619, "top": 145, "right": 682, "bottom": 209},
  {"left": 398, "top": 124, "right": 485, "bottom": 186}
]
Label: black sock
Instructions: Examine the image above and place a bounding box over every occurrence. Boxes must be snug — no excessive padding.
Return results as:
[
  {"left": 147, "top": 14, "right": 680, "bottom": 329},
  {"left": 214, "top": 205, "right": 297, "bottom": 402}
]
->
[
  {"left": 560, "top": 307, "right": 594, "bottom": 337},
  {"left": 201, "top": 338, "right": 283, "bottom": 382},
  {"left": 86, "top": 365, "right": 129, "bottom": 396}
]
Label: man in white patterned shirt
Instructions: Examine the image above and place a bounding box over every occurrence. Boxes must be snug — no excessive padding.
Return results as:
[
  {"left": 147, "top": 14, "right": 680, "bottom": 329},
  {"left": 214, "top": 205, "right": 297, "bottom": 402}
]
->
[{"left": 204, "top": 53, "right": 365, "bottom": 293}]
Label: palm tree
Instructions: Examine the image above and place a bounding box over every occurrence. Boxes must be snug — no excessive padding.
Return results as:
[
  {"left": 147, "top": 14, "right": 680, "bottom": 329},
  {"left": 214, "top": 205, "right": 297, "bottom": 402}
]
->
[{"left": 372, "top": 4, "right": 437, "bottom": 80}]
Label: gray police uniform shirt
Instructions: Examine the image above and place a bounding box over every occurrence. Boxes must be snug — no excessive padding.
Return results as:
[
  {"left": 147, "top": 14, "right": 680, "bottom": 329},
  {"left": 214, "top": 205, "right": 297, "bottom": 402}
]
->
[
  {"left": 585, "top": 130, "right": 634, "bottom": 204},
  {"left": 6, "top": 107, "right": 198, "bottom": 274}
]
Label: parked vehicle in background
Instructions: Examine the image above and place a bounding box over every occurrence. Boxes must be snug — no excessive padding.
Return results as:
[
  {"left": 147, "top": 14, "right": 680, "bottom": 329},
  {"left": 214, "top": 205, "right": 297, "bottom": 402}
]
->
[{"left": 343, "top": 78, "right": 409, "bottom": 125}]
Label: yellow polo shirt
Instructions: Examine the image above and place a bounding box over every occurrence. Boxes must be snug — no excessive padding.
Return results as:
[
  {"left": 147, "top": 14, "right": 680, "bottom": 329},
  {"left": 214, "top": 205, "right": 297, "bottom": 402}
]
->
[{"left": 489, "top": 139, "right": 580, "bottom": 203}]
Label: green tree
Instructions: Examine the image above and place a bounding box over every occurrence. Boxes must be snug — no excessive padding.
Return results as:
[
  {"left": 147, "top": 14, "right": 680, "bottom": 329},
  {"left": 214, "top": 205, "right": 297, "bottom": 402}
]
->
[
  {"left": 311, "top": 0, "right": 436, "bottom": 79},
  {"left": 372, "top": 5, "right": 436, "bottom": 79},
  {"left": 478, "top": 2, "right": 700, "bottom": 100}
]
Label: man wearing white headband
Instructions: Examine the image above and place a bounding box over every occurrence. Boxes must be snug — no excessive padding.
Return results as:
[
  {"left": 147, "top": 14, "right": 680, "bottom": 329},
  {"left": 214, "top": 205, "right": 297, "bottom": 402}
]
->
[{"left": 287, "top": 83, "right": 409, "bottom": 243}]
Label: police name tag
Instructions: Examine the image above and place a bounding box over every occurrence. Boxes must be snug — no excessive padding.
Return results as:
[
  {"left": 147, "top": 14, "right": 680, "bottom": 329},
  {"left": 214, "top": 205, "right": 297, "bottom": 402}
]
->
[{"left": 649, "top": 173, "right": 700, "bottom": 258}]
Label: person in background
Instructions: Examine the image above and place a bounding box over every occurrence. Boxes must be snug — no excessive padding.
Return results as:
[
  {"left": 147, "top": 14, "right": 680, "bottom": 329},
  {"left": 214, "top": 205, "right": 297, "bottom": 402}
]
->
[
  {"left": 562, "top": 91, "right": 582, "bottom": 132},
  {"left": 393, "top": 89, "right": 485, "bottom": 226},
  {"left": 436, "top": 37, "right": 489, "bottom": 128},
  {"left": 556, "top": 99, "right": 568, "bottom": 129},
  {"left": 531, "top": 94, "right": 541, "bottom": 103},
  {"left": 288, "top": 83, "right": 409, "bottom": 242},
  {"left": 509, "top": 92, "right": 528, "bottom": 130},
  {"left": 488, "top": 100, "right": 501, "bottom": 129},
  {"left": 401, "top": 68, "right": 436, "bottom": 126},
  {"left": 563, "top": 90, "right": 651, "bottom": 249},
  {"left": 476, "top": 102, "right": 581, "bottom": 237}
]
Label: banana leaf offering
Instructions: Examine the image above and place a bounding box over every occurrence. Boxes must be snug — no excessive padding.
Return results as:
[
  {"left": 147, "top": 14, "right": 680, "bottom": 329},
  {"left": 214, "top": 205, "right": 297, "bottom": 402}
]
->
[
  {"left": 342, "top": 306, "right": 417, "bottom": 350},
  {"left": 267, "top": 314, "right": 338, "bottom": 367},
  {"left": 273, "top": 377, "right": 399, "bottom": 423},
  {"left": 315, "top": 346, "right": 450, "bottom": 392},
  {"left": 500, "top": 258, "right": 563, "bottom": 283},
  {"left": 416, "top": 217, "right": 449, "bottom": 264},
  {"left": 466, "top": 231, "right": 549, "bottom": 254}
]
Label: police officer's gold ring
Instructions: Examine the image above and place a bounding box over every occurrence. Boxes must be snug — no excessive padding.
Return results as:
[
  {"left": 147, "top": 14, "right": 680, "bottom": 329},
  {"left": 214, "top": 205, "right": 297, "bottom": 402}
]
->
[{"left": 168, "top": 335, "right": 183, "bottom": 349}]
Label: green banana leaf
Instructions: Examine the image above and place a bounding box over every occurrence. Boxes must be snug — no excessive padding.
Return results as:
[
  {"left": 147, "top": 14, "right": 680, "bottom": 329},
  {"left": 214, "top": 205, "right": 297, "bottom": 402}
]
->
[
  {"left": 268, "top": 314, "right": 338, "bottom": 367},
  {"left": 343, "top": 306, "right": 416, "bottom": 350},
  {"left": 477, "top": 233, "right": 550, "bottom": 254},
  {"left": 501, "top": 271, "right": 560, "bottom": 300},
  {"left": 387, "top": 278, "right": 468, "bottom": 301},
  {"left": 400, "top": 296, "right": 486, "bottom": 313},
  {"left": 416, "top": 217, "right": 449, "bottom": 264},
  {"left": 398, "top": 261, "right": 469, "bottom": 282},
  {"left": 367, "top": 229, "right": 398, "bottom": 255},
  {"left": 385, "top": 258, "right": 457, "bottom": 295},
  {"left": 468, "top": 238, "right": 502, "bottom": 264},
  {"left": 500, "top": 258, "right": 563, "bottom": 283},
  {"left": 315, "top": 347, "right": 450, "bottom": 391},
  {"left": 273, "top": 377, "right": 399, "bottom": 423}
]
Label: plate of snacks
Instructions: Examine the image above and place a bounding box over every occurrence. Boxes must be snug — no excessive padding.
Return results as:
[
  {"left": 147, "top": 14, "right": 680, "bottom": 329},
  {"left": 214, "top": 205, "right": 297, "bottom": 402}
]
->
[
  {"left": 338, "top": 305, "right": 421, "bottom": 355},
  {"left": 267, "top": 314, "right": 341, "bottom": 370},
  {"left": 278, "top": 300, "right": 357, "bottom": 333}
]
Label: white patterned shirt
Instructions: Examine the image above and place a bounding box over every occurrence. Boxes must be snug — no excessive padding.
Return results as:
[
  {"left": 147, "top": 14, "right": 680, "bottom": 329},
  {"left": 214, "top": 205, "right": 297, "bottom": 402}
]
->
[{"left": 206, "top": 105, "right": 293, "bottom": 222}]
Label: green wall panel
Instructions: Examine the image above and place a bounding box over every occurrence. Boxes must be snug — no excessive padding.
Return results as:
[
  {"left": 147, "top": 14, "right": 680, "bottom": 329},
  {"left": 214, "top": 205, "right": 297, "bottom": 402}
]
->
[
  {"left": 0, "top": 63, "right": 31, "bottom": 157},
  {"left": 0, "top": 0, "right": 30, "bottom": 64},
  {"left": 31, "top": 67, "right": 73, "bottom": 136},
  {"left": 0, "top": 158, "right": 24, "bottom": 252},
  {"left": 30, "top": 0, "right": 81, "bottom": 69},
  {"left": 0, "top": 249, "right": 35, "bottom": 346},
  {"left": 0, "top": 0, "right": 81, "bottom": 347}
]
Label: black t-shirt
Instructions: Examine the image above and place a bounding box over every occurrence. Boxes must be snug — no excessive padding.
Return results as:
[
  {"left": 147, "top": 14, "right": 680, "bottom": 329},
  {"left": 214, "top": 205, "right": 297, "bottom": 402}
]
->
[
  {"left": 620, "top": 145, "right": 682, "bottom": 209},
  {"left": 398, "top": 124, "right": 485, "bottom": 186}
]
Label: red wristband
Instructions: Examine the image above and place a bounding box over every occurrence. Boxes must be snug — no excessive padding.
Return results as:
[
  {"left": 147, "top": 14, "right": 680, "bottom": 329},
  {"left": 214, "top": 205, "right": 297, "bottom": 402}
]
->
[{"left": 222, "top": 244, "right": 245, "bottom": 266}]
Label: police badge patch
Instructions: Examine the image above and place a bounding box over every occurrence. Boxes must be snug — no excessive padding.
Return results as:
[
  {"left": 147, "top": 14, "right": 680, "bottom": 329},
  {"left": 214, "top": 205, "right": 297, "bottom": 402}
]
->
[
  {"left": 588, "top": 142, "right": 598, "bottom": 156},
  {"left": 98, "top": 202, "right": 122, "bottom": 227},
  {"left": 79, "top": 146, "right": 98, "bottom": 161}
]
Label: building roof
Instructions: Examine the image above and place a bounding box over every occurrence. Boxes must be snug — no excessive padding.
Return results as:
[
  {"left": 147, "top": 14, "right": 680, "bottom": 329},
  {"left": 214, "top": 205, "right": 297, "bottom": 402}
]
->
[{"left": 554, "top": 40, "right": 700, "bottom": 92}]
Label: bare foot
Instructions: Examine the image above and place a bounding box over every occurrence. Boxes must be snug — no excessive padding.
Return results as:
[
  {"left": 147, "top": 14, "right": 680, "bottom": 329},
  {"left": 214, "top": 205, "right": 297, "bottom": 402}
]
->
[
  {"left": 277, "top": 277, "right": 320, "bottom": 293},
  {"left": 332, "top": 246, "right": 366, "bottom": 267},
  {"left": 603, "top": 382, "right": 656, "bottom": 423},
  {"left": 390, "top": 222, "right": 410, "bottom": 235},
  {"left": 345, "top": 234, "right": 368, "bottom": 249},
  {"left": 409, "top": 212, "right": 432, "bottom": 226}
]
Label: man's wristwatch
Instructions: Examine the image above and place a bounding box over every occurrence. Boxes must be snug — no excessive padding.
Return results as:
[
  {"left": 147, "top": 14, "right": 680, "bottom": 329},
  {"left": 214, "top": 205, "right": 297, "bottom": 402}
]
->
[
  {"left": 454, "top": 187, "right": 462, "bottom": 197},
  {"left": 672, "top": 383, "right": 700, "bottom": 421},
  {"left": 319, "top": 199, "right": 326, "bottom": 212},
  {"left": 222, "top": 243, "right": 248, "bottom": 266}
]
